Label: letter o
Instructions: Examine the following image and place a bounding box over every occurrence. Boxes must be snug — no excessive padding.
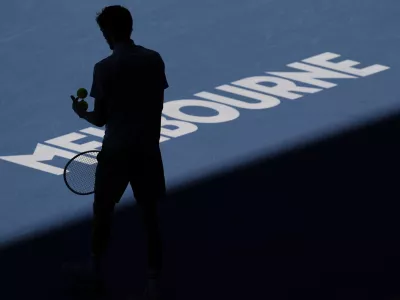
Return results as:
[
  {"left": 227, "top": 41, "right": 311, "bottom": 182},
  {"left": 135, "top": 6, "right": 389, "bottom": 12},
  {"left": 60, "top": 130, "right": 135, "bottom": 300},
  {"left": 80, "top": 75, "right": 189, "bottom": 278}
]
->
[{"left": 162, "top": 99, "right": 240, "bottom": 123}]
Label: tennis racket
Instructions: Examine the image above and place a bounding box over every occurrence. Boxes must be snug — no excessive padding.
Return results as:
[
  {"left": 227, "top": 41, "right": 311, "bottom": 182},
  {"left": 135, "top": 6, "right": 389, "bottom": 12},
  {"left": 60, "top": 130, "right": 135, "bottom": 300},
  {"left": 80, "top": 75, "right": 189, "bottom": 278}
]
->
[{"left": 63, "top": 150, "right": 100, "bottom": 195}]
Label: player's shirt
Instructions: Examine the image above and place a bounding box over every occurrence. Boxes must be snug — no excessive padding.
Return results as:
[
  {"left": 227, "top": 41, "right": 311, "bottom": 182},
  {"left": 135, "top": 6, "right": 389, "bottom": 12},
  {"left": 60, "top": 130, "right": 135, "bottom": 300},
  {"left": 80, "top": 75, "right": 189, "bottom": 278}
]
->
[{"left": 90, "top": 39, "right": 168, "bottom": 156}]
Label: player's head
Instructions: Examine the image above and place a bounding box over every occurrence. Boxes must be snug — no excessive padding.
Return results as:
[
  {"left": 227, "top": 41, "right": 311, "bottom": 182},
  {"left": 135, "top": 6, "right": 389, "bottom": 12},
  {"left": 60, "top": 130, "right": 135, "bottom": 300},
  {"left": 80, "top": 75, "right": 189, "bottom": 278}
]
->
[{"left": 96, "top": 5, "right": 133, "bottom": 50}]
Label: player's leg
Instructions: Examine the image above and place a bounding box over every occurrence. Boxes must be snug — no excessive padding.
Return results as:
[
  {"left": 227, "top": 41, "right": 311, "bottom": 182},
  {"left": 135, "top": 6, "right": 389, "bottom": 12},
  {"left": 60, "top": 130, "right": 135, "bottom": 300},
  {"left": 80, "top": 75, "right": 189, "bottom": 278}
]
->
[
  {"left": 92, "top": 155, "right": 130, "bottom": 271},
  {"left": 131, "top": 190, "right": 164, "bottom": 300},
  {"left": 137, "top": 196, "right": 163, "bottom": 273},
  {"left": 131, "top": 149, "right": 166, "bottom": 273},
  {"left": 129, "top": 149, "right": 166, "bottom": 298},
  {"left": 62, "top": 156, "right": 129, "bottom": 297}
]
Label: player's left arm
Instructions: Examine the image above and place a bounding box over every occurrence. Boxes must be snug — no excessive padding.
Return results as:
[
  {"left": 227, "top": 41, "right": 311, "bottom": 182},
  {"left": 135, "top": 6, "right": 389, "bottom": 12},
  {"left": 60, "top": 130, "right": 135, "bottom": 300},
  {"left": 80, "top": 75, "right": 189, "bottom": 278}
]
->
[{"left": 82, "top": 63, "right": 107, "bottom": 127}]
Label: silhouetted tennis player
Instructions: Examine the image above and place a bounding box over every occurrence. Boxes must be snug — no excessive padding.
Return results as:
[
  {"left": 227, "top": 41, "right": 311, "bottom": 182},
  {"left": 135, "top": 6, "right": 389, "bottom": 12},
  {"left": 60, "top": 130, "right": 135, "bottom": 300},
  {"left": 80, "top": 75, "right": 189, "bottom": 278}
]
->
[{"left": 71, "top": 5, "right": 167, "bottom": 299}]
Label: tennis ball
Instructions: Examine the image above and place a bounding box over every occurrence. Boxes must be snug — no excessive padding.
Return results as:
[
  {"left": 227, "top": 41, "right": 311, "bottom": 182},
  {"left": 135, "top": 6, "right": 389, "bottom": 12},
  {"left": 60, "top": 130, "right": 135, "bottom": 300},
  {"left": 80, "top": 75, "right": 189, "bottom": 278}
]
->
[
  {"left": 78, "top": 100, "right": 88, "bottom": 111},
  {"left": 77, "top": 88, "right": 88, "bottom": 99}
]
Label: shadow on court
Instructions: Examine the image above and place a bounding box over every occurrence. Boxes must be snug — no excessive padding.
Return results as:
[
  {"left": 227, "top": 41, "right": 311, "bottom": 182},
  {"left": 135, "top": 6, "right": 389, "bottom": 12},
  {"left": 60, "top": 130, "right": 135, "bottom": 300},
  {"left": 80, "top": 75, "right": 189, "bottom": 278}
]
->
[{"left": 1, "top": 111, "right": 400, "bottom": 300}]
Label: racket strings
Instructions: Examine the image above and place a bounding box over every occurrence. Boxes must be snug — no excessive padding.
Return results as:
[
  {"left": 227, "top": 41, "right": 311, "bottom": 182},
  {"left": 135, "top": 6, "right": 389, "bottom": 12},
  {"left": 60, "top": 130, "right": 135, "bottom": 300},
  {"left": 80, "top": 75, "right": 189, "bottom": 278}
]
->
[{"left": 64, "top": 151, "right": 99, "bottom": 195}]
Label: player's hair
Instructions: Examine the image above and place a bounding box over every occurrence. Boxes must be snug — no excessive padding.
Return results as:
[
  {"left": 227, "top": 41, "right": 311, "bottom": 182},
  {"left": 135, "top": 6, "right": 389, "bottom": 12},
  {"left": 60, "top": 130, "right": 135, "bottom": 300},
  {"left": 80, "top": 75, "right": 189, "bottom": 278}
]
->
[{"left": 96, "top": 5, "right": 133, "bottom": 41}]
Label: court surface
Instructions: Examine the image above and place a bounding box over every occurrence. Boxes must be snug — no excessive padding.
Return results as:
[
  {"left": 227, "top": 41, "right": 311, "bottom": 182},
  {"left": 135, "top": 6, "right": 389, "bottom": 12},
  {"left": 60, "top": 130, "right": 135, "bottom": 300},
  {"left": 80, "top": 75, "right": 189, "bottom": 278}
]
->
[{"left": 1, "top": 0, "right": 400, "bottom": 299}]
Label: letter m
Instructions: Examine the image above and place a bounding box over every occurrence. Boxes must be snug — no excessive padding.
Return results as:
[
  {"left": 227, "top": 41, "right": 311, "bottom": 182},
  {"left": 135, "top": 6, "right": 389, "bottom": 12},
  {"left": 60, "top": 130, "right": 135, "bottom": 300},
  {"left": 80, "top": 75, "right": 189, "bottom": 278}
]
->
[{"left": 0, "top": 144, "right": 77, "bottom": 175}]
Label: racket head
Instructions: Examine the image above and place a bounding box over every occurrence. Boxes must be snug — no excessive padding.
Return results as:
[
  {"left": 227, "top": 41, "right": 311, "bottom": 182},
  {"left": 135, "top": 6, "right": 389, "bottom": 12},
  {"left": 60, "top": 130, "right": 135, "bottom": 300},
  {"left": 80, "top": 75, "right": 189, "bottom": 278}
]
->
[{"left": 63, "top": 150, "right": 100, "bottom": 195}]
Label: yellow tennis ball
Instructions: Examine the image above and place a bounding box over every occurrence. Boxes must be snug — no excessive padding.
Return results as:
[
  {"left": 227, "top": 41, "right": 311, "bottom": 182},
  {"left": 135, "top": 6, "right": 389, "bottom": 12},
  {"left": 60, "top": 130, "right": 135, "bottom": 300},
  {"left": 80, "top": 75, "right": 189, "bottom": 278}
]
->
[
  {"left": 79, "top": 100, "right": 88, "bottom": 111},
  {"left": 77, "top": 88, "right": 88, "bottom": 99}
]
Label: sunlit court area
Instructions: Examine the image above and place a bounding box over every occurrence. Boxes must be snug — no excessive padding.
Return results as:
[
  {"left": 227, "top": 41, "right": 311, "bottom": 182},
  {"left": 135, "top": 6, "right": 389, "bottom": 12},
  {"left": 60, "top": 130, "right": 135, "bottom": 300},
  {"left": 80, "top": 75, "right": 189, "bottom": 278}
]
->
[{"left": 1, "top": 1, "right": 400, "bottom": 299}]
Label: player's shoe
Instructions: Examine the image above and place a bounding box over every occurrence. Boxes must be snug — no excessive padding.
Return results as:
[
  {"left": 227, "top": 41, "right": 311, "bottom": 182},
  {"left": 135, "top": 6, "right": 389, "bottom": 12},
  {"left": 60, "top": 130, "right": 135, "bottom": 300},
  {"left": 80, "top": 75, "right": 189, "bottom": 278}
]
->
[
  {"left": 143, "top": 268, "right": 162, "bottom": 300},
  {"left": 62, "top": 257, "right": 107, "bottom": 299}
]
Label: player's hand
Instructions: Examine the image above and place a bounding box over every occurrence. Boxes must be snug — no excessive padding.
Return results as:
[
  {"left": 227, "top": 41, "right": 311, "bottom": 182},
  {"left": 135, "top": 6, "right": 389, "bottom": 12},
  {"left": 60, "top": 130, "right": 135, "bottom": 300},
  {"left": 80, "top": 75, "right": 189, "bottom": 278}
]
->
[{"left": 70, "top": 95, "right": 86, "bottom": 118}]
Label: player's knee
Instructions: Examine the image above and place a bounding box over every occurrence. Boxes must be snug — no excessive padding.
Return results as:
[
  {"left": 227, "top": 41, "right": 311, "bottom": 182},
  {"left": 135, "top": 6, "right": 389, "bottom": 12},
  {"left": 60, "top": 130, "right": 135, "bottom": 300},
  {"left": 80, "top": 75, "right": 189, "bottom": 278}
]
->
[{"left": 93, "top": 199, "right": 115, "bottom": 216}]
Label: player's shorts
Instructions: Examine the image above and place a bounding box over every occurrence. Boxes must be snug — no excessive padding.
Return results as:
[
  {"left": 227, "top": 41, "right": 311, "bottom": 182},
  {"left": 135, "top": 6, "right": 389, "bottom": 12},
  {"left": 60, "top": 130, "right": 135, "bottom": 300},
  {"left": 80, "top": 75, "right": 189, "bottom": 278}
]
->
[{"left": 94, "top": 146, "right": 166, "bottom": 205}]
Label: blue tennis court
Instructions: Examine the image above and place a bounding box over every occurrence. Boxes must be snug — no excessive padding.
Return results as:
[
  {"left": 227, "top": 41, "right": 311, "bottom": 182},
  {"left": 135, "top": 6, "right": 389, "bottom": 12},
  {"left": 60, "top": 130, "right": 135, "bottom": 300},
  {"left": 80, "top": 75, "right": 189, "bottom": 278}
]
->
[{"left": 1, "top": 1, "right": 400, "bottom": 299}]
